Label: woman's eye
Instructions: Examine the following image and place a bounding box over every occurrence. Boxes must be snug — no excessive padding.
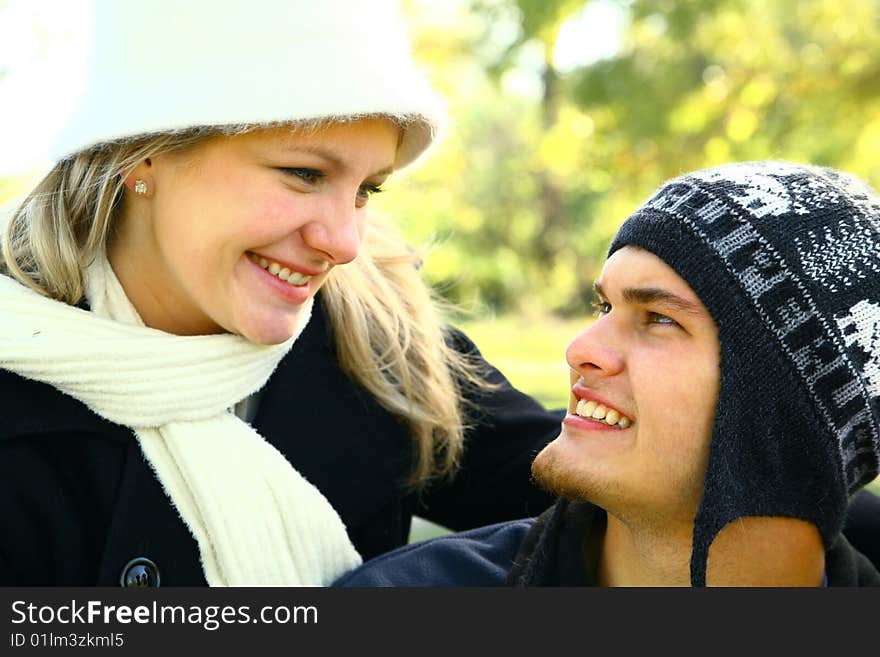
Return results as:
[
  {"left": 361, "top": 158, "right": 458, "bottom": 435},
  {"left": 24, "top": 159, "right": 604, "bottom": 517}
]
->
[
  {"left": 591, "top": 300, "right": 611, "bottom": 316},
  {"left": 356, "top": 183, "right": 383, "bottom": 205},
  {"left": 646, "top": 311, "right": 679, "bottom": 327},
  {"left": 280, "top": 167, "right": 323, "bottom": 184}
]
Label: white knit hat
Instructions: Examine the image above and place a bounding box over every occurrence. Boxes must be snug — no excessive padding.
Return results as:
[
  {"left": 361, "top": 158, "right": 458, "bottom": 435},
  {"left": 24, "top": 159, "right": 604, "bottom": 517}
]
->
[{"left": 51, "top": 0, "right": 445, "bottom": 169}]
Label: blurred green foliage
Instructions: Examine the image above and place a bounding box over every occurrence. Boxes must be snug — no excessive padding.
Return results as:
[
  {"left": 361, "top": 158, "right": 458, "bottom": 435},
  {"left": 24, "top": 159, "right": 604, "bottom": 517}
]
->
[
  {"left": 375, "top": 0, "right": 880, "bottom": 317},
  {"left": 458, "top": 313, "right": 588, "bottom": 408}
]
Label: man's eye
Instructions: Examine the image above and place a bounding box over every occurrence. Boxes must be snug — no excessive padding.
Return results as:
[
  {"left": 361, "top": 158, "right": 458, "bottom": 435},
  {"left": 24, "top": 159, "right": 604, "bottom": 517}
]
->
[
  {"left": 591, "top": 300, "right": 611, "bottom": 316},
  {"left": 646, "top": 311, "right": 679, "bottom": 327},
  {"left": 279, "top": 167, "right": 323, "bottom": 184}
]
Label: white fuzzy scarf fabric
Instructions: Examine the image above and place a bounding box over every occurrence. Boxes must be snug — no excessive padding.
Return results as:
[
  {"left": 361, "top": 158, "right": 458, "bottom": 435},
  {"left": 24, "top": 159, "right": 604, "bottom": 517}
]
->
[{"left": 0, "top": 253, "right": 362, "bottom": 585}]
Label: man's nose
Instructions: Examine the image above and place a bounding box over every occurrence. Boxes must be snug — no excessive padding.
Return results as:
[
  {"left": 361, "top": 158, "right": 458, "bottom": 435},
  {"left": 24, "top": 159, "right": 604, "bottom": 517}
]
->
[{"left": 565, "top": 317, "right": 625, "bottom": 377}]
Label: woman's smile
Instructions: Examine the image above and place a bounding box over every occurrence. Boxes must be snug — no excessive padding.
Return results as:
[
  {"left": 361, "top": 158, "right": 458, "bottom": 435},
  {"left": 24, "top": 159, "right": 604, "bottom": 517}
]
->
[{"left": 243, "top": 251, "right": 316, "bottom": 305}]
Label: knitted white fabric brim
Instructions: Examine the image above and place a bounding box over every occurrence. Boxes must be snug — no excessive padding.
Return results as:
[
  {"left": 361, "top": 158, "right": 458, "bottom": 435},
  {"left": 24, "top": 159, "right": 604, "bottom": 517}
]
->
[{"left": 51, "top": 0, "right": 445, "bottom": 169}]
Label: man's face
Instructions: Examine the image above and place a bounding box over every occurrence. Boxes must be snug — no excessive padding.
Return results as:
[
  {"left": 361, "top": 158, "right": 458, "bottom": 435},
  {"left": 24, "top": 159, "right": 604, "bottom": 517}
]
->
[{"left": 532, "top": 246, "right": 721, "bottom": 529}]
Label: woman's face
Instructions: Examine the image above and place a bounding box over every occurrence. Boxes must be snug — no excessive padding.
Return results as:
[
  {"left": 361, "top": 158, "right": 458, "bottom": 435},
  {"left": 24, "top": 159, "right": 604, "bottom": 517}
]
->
[{"left": 111, "top": 119, "right": 400, "bottom": 344}]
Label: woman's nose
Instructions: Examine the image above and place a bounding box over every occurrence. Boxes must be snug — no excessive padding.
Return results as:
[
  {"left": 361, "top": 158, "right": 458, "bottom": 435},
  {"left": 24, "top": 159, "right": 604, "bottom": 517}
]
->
[{"left": 299, "top": 198, "right": 364, "bottom": 265}]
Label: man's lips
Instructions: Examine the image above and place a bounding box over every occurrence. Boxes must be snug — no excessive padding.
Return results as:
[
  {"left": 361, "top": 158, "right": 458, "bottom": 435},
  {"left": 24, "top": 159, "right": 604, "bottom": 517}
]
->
[{"left": 570, "top": 383, "right": 633, "bottom": 428}]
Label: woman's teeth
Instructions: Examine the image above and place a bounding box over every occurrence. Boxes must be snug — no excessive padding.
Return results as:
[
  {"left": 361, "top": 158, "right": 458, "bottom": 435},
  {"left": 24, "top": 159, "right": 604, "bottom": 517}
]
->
[
  {"left": 248, "top": 252, "right": 312, "bottom": 286},
  {"left": 575, "top": 399, "right": 632, "bottom": 429}
]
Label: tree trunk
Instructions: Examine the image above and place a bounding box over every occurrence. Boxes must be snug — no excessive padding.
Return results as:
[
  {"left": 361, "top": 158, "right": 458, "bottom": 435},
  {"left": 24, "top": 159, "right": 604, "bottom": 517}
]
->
[{"left": 537, "top": 57, "right": 565, "bottom": 264}]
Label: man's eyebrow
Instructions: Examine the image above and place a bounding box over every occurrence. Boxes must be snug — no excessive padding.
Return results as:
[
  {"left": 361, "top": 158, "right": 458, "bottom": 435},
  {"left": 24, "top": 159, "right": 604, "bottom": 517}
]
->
[
  {"left": 593, "top": 281, "right": 703, "bottom": 316},
  {"left": 280, "top": 145, "right": 394, "bottom": 177}
]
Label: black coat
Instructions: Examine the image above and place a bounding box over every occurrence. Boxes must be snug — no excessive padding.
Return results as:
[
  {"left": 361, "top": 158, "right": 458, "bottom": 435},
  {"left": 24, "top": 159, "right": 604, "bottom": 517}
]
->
[{"left": 0, "top": 295, "right": 560, "bottom": 586}]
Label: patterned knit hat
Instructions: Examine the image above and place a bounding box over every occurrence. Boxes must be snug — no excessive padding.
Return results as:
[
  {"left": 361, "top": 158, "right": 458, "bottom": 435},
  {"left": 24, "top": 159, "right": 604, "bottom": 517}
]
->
[
  {"left": 51, "top": 0, "right": 444, "bottom": 170},
  {"left": 608, "top": 161, "right": 880, "bottom": 586}
]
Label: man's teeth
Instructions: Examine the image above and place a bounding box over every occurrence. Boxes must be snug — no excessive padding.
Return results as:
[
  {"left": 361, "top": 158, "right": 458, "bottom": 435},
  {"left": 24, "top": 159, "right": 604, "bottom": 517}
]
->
[
  {"left": 575, "top": 399, "right": 632, "bottom": 428},
  {"left": 248, "top": 253, "right": 312, "bottom": 286}
]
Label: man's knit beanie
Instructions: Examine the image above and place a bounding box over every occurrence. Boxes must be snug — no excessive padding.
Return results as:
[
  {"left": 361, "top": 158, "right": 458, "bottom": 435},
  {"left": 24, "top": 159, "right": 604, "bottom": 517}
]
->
[
  {"left": 608, "top": 161, "right": 880, "bottom": 586},
  {"left": 51, "top": 0, "right": 444, "bottom": 170}
]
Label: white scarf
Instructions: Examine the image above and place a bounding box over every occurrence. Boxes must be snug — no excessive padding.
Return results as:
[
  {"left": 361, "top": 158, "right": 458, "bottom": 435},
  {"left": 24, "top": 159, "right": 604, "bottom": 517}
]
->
[{"left": 0, "top": 254, "right": 362, "bottom": 585}]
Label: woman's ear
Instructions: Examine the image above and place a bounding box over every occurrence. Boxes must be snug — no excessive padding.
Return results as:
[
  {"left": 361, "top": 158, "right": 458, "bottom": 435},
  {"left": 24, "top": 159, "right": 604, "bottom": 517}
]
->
[{"left": 122, "top": 158, "right": 154, "bottom": 197}]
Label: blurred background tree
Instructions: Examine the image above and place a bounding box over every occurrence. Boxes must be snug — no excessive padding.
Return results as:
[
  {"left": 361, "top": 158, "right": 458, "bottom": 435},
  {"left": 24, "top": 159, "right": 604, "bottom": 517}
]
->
[{"left": 370, "top": 0, "right": 880, "bottom": 321}]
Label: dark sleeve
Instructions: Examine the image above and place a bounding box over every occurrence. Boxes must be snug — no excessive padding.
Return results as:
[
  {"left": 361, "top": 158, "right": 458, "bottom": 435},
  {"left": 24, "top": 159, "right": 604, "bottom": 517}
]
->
[
  {"left": 825, "top": 532, "right": 880, "bottom": 586},
  {"left": 334, "top": 519, "right": 534, "bottom": 587},
  {"left": 414, "top": 328, "right": 562, "bottom": 531},
  {"left": 843, "top": 488, "right": 880, "bottom": 569}
]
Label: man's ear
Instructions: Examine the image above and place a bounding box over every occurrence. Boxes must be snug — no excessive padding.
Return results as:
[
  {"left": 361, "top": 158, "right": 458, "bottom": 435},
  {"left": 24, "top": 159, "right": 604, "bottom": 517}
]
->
[{"left": 122, "top": 158, "right": 154, "bottom": 198}]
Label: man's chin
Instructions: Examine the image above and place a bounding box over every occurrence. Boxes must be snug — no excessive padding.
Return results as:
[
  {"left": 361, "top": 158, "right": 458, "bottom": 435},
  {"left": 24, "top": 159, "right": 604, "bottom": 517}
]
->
[{"left": 531, "top": 444, "right": 592, "bottom": 500}]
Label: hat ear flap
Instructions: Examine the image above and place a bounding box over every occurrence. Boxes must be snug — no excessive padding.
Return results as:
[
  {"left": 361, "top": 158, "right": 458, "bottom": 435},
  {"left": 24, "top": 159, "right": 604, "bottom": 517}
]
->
[{"left": 690, "top": 326, "right": 847, "bottom": 586}]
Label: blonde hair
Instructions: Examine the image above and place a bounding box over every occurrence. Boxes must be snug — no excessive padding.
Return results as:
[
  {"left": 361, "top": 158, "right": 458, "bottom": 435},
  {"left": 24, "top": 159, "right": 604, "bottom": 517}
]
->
[{"left": 2, "top": 125, "right": 490, "bottom": 488}]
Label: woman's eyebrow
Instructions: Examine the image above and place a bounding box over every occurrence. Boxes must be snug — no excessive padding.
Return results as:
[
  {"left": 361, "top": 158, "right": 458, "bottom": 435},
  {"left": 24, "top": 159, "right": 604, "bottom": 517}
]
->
[
  {"left": 279, "top": 145, "right": 394, "bottom": 178},
  {"left": 593, "top": 281, "right": 703, "bottom": 316}
]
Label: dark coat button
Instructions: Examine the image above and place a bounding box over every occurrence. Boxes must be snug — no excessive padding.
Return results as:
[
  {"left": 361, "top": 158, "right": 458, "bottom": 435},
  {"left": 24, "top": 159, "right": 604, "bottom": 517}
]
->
[{"left": 120, "top": 558, "right": 160, "bottom": 587}]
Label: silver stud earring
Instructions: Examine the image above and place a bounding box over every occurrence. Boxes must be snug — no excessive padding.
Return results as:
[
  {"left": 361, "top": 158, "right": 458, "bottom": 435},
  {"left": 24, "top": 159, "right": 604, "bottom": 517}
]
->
[{"left": 134, "top": 179, "right": 148, "bottom": 195}]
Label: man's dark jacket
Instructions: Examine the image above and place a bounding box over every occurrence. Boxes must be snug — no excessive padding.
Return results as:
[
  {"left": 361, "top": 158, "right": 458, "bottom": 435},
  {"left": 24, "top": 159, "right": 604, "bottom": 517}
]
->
[
  {"left": 0, "top": 294, "right": 559, "bottom": 585},
  {"left": 335, "top": 499, "right": 880, "bottom": 587}
]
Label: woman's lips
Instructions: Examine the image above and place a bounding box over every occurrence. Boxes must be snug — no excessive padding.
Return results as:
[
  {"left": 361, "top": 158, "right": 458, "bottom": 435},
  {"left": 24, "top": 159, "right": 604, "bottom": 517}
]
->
[
  {"left": 247, "top": 250, "right": 324, "bottom": 278},
  {"left": 245, "top": 253, "right": 313, "bottom": 304}
]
